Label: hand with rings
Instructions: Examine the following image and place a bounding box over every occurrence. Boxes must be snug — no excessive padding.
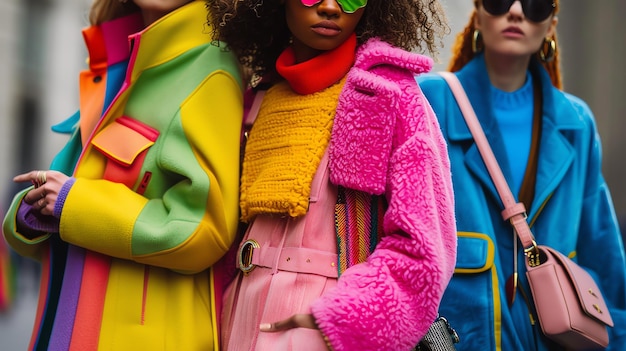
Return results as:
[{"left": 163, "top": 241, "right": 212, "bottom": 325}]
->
[{"left": 13, "top": 170, "right": 70, "bottom": 216}]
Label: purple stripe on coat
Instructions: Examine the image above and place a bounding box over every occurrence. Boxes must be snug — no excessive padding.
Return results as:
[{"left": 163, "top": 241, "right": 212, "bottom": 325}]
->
[{"left": 47, "top": 245, "right": 85, "bottom": 350}]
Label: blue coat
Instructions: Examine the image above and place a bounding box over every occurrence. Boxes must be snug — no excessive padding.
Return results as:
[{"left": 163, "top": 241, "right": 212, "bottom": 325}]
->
[{"left": 418, "top": 55, "right": 626, "bottom": 350}]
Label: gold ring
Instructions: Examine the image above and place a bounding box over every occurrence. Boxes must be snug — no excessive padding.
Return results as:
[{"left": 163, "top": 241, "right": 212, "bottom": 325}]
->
[
  {"left": 35, "top": 171, "right": 46, "bottom": 187},
  {"left": 38, "top": 171, "right": 47, "bottom": 185}
]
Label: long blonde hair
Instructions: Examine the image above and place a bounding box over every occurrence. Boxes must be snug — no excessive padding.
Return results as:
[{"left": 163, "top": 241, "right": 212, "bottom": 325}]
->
[
  {"left": 448, "top": 1, "right": 562, "bottom": 89},
  {"left": 88, "top": 0, "right": 140, "bottom": 25}
]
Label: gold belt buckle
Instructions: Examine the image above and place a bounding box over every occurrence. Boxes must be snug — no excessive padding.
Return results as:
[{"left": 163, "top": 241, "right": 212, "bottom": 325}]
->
[{"left": 238, "top": 239, "right": 260, "bottom": 274}]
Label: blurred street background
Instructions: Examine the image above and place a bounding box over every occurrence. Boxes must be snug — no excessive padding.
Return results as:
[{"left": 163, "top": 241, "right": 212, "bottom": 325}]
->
[{"left": 1, "top": 1, "right": 625, "bottom": 350}]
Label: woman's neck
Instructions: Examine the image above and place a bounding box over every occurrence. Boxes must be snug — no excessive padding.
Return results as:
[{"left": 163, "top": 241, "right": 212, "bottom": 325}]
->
[
  {"left": 483, "top": 50, "right": 531, "bottom": 92},
  {"left": 291, "top": 39, "right": 323, "bottom": 63},
  {"left": 141, "top": 10, "right": 165, "bottom": 27}
]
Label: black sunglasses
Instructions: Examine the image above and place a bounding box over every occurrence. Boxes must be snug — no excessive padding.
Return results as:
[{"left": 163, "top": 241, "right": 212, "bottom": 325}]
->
[{"left": 481, "top": 0, "right": 555, "bottom": 23}]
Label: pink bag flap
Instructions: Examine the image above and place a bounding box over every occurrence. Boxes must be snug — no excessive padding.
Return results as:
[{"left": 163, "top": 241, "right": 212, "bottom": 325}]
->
[{"left": 542, "top": 246, "right": 614, "bottom": 327}]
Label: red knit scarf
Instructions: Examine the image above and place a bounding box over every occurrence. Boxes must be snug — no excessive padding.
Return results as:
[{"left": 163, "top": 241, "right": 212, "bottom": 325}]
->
[{"left": 276, "top": 33, "right": 356, "bottom": 95}]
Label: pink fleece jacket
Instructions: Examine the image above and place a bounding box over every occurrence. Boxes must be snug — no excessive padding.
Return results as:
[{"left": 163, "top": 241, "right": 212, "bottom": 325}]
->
[{"left": 311, "top": 38, "right": 457, "bottom": 351}]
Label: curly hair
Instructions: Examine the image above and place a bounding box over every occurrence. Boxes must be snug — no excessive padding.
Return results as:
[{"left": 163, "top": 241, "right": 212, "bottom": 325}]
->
[
  {"left": 206, "top": 0, "right": 449, "bottom": 83},
  {"left": 448, "top": 0, "right": 562, "bottom": 89}
]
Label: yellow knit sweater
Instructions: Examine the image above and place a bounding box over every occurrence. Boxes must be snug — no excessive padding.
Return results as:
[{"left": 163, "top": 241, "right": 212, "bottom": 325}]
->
[{"left": 240, "top": 78, "right": 345, "bottom": 221}]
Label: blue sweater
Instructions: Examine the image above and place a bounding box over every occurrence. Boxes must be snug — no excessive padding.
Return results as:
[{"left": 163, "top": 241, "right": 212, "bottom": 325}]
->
[{"left": 491, "top": 73, "right": 533, "bottom": 195}]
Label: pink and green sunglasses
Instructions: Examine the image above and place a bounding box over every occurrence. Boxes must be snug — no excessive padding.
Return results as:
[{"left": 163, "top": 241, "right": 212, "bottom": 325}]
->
[{"left": 301, "top": 0, "right": 367, "bottom": 14}]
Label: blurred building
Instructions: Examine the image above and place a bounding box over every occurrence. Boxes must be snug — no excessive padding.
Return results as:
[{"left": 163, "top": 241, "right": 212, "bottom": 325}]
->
[
  {"left": 558, "top": 1, "right": 626, "bottom": 229},
  {"left": 0, "top": 0, "right": 624, "bottom": 350}
]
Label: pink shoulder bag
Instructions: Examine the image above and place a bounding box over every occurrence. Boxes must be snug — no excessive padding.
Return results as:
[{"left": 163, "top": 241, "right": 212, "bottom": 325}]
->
[{"left": 439, "top": 72, "right": 614, "bottom": 350}]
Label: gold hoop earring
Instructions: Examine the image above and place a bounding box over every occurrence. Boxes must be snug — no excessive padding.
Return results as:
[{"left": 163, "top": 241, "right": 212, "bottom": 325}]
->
[
  {"left": 472, "top": 30, "right": 483, "bottom": 54},
  {"left": 539, "top": 37, "right": 556, "bottom": 62}
]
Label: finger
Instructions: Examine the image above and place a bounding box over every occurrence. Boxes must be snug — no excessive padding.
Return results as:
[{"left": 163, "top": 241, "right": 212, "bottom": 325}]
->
[
  {"left": 259, "top": 314, "right": 317, "bottom": 332},
  {"left": 40, "top": 200, "right": 54, "bottom": 216},
  {"left": 13, "top": 171, "right": 39, "bottom": 183},
  {"left": 22, "top": 186, "right": 46, "bottom": 205},
  {"left": 14, "top": 170, "right": 48, "bottom": 188},
  {"left": 259, "top": 322, "right": 276, "bottom": 332},
  {"left": 22, "top": 190, "right": 38, "bottom": 205},
  {"left": 291, "top": 314, "right": 317, "bottom": 329}
]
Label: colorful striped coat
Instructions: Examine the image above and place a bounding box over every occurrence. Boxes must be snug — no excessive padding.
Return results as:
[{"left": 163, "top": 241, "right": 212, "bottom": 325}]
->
[{"left": 3, "top": 2, "right": 243, "bottom": 349}]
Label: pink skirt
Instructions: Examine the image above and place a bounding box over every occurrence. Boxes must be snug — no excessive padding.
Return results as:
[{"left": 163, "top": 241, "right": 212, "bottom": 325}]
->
[{"left": 222, "top": 155, "right": 339, "bottom": 351}]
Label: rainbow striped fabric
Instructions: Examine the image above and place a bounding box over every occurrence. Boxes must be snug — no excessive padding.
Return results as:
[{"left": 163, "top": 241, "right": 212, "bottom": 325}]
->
[{"left": 334, "top": 186, "right": 386, "bottom": 275}]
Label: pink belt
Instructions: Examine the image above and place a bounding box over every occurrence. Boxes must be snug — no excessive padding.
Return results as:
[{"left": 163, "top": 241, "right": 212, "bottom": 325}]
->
[{"left": 237, "top": 239, "right": 339, "bottom": 278}]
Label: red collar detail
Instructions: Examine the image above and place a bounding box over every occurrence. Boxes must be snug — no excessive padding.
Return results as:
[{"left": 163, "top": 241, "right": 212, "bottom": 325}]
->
[{"left": 276, "top": 34, "right": 356, "bottom": 95}]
